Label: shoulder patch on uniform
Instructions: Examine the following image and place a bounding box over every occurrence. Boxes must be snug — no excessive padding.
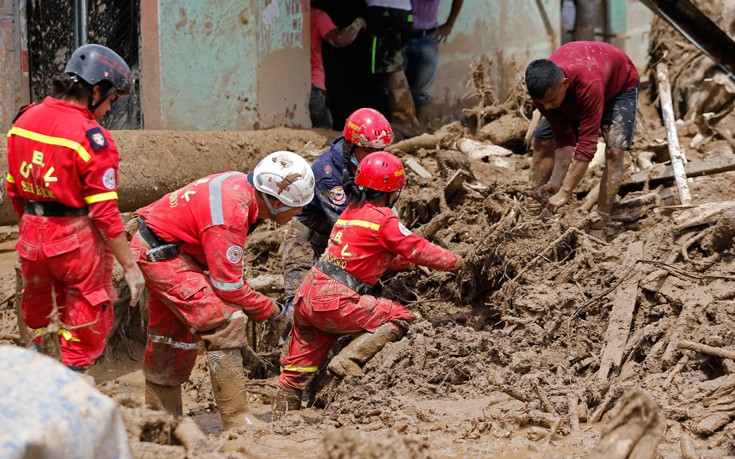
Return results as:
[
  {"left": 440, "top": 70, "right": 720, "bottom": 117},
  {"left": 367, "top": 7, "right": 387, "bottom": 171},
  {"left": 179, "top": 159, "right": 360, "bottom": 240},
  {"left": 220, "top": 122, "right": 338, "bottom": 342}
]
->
[
  {"left": 102, "top": 168, "right": 116, "bottom": 190},
  {"left": 226, "top": 245, "right": 244, "bottom": 264},
  {"left": 86, "top": 126, "right": 108, "bottom": 151},
  {"left": 398, "top": 222, "right": 413, "bottom": 237},
  {"left": 323, "top": 164, "right": 332, "bottom": 175},
  {"left": 328, "top": 186, "right": 346, "bottom": 205}
]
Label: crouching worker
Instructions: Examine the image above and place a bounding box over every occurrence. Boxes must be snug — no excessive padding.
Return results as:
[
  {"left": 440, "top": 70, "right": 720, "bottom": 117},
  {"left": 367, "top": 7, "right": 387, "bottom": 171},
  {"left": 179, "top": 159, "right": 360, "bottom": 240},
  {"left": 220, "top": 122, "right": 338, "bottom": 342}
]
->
[
  {"left": 276, "top": 152, "right": 462, "bottom": 410},
  {"left": 130, "top": 151, "right": 314, "bottom": 430}
]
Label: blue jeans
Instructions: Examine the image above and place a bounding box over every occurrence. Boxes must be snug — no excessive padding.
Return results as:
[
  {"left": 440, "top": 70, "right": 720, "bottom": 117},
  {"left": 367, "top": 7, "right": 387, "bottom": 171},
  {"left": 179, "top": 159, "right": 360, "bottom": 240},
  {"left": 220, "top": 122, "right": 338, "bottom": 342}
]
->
[{"left": 404, "top": 33, "right": 439, "bottom": 106}]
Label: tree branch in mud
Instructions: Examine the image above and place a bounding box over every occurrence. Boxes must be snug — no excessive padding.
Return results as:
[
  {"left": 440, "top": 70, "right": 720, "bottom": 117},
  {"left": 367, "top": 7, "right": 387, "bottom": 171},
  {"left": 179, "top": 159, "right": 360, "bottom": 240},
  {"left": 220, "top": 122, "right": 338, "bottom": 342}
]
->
[{"left": 678, "top": 340, "right": 735, "bottom": 361}]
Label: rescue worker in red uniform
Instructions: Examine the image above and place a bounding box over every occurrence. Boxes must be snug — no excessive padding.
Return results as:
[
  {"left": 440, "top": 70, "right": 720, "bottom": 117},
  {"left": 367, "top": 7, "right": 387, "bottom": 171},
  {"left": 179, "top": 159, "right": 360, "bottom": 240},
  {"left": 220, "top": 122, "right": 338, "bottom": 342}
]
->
[
  {"left": 130, "top": 151, "right": 315, "bottom": 431},
  {"left": 282, "top": 107, "right": 394, "bottom": 298},
  {"left": 276, "top": 152, "right": 462, "bottom": 409},
  {"left": 5, "top": 44, "right": 145, "bottom": 373}
]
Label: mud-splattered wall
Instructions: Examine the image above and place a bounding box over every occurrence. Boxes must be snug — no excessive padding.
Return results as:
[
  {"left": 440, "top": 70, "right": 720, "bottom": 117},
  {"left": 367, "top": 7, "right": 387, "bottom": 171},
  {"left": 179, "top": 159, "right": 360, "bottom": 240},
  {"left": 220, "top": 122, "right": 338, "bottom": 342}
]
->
[
  {"left": 0, "top": 0, "right": 29, "bottom": 131},
  {"left": 142, "top": 0, "right": 309, "bottom": 130},
  {"left": 431, "top": 0, "right": 651, "bottom": 117}
]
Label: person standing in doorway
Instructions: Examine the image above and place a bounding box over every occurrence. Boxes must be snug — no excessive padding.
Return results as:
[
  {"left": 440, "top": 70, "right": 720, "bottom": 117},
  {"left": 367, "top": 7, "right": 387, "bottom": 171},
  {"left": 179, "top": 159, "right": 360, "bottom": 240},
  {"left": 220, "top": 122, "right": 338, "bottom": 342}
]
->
[{"left": 310, "top": 4, "right": 368, "bottom": 128}]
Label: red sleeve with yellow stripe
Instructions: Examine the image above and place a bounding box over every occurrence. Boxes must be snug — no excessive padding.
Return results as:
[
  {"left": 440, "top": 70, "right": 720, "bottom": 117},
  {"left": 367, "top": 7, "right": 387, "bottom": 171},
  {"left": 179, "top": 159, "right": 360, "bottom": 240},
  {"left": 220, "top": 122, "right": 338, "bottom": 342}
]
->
[{"left": 77, "top": 127, "right": 125, "bottom": 239}]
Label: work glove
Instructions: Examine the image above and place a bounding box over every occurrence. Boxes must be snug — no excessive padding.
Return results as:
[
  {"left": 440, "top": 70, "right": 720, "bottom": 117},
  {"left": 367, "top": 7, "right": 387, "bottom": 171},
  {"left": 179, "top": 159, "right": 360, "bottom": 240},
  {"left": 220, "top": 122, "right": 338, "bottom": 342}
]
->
[{"left": 275, "top": 297, "right": 294, "bottom": 322}]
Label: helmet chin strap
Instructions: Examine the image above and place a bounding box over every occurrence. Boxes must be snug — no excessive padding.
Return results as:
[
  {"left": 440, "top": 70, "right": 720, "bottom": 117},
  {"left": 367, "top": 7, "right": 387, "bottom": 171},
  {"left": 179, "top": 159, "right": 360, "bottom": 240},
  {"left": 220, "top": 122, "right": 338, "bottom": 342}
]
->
[
  {"left": 88, "top": 86, "right": 117, "bottom": 113},
  {"left": 261, "top": 192, "right": 292, "bottom": 217},
  {"left": 386, "top": 189, "right": 402, "bottom": 208}
]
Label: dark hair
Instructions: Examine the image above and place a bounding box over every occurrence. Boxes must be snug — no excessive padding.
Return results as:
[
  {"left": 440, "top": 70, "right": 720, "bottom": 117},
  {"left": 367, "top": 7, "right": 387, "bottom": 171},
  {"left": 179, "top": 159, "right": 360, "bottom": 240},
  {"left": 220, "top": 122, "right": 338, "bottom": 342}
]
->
[
  {"left": 345, "top": 181, "right": 385, "bottom": 207},
  {"left": 525, "top": 59, "right": 565, "bottom": 100},
  {"left": 48, "top": 73, "right": 114, "bottom": 103}
]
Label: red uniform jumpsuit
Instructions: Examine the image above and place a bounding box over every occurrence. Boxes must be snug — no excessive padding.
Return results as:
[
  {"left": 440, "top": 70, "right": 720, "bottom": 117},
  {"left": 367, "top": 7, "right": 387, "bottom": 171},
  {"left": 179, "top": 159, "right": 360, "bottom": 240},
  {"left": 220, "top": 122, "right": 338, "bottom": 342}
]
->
[
  {"left": 279, "top": 201, "right": 459, "bottom": 390},
  {"left": 6, "top": 97, "right": 126, "bottom": 368},
  {"left": 130, "top": 172, "right": 278, "bottom": 387}
]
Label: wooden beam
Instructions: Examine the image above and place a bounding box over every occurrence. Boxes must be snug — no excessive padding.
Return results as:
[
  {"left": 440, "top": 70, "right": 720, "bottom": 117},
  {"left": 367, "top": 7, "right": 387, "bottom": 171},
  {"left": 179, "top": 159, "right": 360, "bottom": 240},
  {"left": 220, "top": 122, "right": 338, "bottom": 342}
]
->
[{"left": 622, "top": 155, "right": 735, "bottom": 188}]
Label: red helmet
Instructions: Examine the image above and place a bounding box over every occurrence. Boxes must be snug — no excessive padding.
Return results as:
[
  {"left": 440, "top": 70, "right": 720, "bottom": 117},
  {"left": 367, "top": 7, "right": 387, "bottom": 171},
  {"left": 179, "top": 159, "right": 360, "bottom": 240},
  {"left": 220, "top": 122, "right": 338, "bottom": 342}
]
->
[
  {"left": 343, "top": 108, "right": 393, "bottom": 149},
  {"left": 355, "top": 152, "right": 406, "bottom": 192}
]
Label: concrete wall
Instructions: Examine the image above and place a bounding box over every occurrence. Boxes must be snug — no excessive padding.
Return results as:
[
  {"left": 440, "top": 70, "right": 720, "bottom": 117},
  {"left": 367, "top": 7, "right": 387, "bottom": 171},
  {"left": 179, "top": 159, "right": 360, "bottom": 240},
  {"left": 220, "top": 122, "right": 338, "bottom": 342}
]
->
[
  {"left": 0, "top": 0, "right": 29, "bottom": 131},
  {"left": 432, "top": 0, "right": 562, "bottom": 115},
  {"left": 140, "top": 0, "right": 309, "bottom": 130}
]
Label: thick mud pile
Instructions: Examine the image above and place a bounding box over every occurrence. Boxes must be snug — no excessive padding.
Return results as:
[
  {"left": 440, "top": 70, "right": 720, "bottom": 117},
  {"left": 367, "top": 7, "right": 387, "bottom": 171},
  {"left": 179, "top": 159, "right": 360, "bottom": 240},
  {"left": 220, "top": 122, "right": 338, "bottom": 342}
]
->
[{"left": 3, "top": 9, "right": 735, "bottom": 457}]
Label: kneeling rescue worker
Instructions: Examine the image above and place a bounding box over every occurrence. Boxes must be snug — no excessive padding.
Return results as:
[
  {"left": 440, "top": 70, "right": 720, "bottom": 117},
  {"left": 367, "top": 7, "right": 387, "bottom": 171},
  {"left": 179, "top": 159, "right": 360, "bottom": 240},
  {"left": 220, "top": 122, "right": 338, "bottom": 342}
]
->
[
  {"left": 130, "top": 151, "right": 315, "bottom": 430},
  {"left": 5, "top": 44, "right": 145, "bottom": 373},
  {"left": 276, "top": 152, "right": 463, "bottom": 410}
]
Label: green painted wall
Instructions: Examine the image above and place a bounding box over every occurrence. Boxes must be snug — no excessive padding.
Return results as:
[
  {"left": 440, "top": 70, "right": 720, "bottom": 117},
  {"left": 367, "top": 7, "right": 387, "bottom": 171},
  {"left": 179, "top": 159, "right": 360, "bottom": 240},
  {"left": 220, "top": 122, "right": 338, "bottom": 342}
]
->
[
  {"left": 433, "top": 0, "right": 561, "bottom": 114},
  {"left": 156, "top": 0, "right": 308, "bottom": 130}
]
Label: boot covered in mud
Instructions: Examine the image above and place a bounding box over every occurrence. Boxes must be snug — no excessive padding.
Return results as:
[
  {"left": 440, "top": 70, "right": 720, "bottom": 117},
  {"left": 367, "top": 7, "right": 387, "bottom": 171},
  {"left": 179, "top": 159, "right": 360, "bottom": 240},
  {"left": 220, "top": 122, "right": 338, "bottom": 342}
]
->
[
  {"left": 388, "top": 86, "right": 420, "bottom": 128},
  {"left": 145, "top": 379, "right": 183, "bottom": 417},
  {"left": 207, "top": 348, "right": 264, "bottom": 430},
  {"left": 273, "top": 385, "right": 302, "bottom": 413},
  {"left": 327, "top": 323, "right": 405, "bottom": 378}
]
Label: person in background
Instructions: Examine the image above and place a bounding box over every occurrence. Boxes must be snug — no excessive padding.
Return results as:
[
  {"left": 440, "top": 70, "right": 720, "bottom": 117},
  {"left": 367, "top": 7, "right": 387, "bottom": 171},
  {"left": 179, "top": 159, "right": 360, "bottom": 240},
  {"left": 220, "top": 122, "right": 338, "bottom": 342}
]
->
[
  {"left": 404, "top": 0, "right": 463, "bottom": 124},
  {"left": 310, "top": 4, "right": 368, "bottom": 128},
  {"left": 130, "top": 152, "right": 314, "bottom": 430},
  {"left": 5, "top": 44, "right": 145, "bottom": 376},
  {"left": 365, "top": 0, "right": 418, "bottom": 126}
]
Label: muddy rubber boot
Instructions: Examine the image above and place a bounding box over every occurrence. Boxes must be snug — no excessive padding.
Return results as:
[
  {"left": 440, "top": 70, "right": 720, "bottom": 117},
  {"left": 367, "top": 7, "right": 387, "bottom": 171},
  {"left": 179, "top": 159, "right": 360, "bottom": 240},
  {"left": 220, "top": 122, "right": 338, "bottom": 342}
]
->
[
  {"left": 207, "top": 349, "right": 265, "bottom": 430},
  {"left": 273, "top": 386, "right": 302, "bottom": 413},
  {"left": 145, "top": 379, "right": 183, "bottom": 417},
  {"left": 389, "top": 87, "right": 420, "bottom": 128},
  {"left": 327, "top": 323, "right": 405, "bottom": 378}
]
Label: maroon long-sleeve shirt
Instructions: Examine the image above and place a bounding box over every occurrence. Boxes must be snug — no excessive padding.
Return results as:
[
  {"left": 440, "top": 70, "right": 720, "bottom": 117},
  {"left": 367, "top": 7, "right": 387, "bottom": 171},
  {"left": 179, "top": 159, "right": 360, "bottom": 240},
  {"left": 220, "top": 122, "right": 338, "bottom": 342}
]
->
[{"left": 535, "top": 42, "right": 639, "bottom": 161}]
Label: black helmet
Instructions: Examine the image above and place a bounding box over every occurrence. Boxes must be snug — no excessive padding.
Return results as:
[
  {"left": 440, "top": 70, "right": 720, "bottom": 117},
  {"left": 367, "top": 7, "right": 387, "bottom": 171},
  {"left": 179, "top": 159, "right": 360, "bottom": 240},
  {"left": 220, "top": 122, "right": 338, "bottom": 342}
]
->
[{"left": 64, "top": 44, "right": 132, "bottom": 95}]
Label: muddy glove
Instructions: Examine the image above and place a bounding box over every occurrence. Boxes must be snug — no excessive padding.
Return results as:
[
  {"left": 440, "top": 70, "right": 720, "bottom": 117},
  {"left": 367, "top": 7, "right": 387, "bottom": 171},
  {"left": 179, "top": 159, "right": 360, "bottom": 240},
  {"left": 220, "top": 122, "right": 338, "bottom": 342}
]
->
[{"left": 275, "top": 297, "right": 294, "bottom": 322}]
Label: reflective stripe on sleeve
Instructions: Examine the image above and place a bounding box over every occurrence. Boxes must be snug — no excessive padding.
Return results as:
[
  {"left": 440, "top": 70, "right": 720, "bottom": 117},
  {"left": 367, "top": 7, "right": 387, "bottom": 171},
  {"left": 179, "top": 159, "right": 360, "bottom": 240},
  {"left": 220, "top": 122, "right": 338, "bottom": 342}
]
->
[
  {"left": 335, "top": 219, "right": 380, "bottom": 231},
  {"left": 209, "top": 171, "right": 241, "bottom": 225},
  {"left": 284, "top": 365, "right": 319, "bottom": 373},
  {"left": 84, "top": 191, "right": 118, "bottom": 204},
  {"left": 6, "top": 173, "right": 14, "bottom": 184},
  {"left": 148, "top": 334, "right": 199, "bottom": 350},
  {"left": 209, "top": 275, "right": 244, "bottom": 291},
  {"left": 7, "top": 126, "right": 92, "bottom": 162}
]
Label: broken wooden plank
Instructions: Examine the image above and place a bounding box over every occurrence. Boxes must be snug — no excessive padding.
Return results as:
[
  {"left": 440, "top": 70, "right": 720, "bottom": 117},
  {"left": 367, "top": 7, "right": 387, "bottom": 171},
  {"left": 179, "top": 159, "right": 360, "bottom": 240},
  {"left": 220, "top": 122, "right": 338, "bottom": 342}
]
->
[
  {"left": 444, "top": 169, "right": 469, "bottom": 201},
  {"left": 656, "top": 63, "right": 692, "bottom": 205},
  {"left": 623, "top": 155, "right": 735, "bottom": 188},
  {"left": 672, "top": 201, "right": 735, "bottom": 230},
  {"left": 678, "top": 340, "right": 735, "bottom": 361},
  {"left": 405, "top": 157, "right": 433, "bottom": 179},
  {"left": 597, "top": 241, "right": 644, "bottom": 381}
]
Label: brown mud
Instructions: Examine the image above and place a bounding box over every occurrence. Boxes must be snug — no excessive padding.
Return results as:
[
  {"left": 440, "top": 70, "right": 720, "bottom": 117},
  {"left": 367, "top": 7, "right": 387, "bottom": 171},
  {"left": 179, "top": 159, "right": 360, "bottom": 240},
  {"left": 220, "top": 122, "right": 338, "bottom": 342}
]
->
[{"left": 3, "top": 11, "right": 735, "bottom": 458}]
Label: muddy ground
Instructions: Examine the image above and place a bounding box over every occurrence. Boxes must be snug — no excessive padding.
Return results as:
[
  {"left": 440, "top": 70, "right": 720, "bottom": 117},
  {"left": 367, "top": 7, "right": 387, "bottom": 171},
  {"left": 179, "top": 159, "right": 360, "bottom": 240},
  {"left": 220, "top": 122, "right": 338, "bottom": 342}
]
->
[{"left": 2, "top": 10, "right": 735, "bottom": 459}]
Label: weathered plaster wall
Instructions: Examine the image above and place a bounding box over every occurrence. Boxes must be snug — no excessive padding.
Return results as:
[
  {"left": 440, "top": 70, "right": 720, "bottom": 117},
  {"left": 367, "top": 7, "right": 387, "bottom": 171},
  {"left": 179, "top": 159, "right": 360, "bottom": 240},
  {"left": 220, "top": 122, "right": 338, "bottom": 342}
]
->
[
  {"left": 431, "top": 0, "right": 561, "bottom": 115},
  {"left": 142, "top": 0, "right": 309, "bottom": 131},
  {"left": 0, "top": 0, "right": 29, "bottom": 130}
]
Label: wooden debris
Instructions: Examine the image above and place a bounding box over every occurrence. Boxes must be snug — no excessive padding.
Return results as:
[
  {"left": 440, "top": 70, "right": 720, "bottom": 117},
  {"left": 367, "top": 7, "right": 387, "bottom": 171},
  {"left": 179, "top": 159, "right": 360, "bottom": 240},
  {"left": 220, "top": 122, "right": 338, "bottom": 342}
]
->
[
  {"left": 414, "top": 212, "right": 454, "bottom": 239},
  {"left": 457, "top": 138, "right": 513, "bottom": 159},
  {"left": 623, "top": 155, "right": 735, "bottom": 188},
  {"left": 656, "top": 63, "right": 692, "bottom": 205},
  {"left": 702, "top": 207, "right": 735, "bottom": 251},
  {"left": 585, "top": 390, "right": 666, "bottom": 459},
  {"left": 678, "top": 340, "right": 735, "bottom": 361},
  {"left": 672, "top": 200, "right": 735, "bottom": 229},
  {"left": 597, "top": 241, "right": 643, "bottom": 381},
  {"left": 14, "top": 263, "right": 29, "bottom": 346},
  {"left": 525, "top": 110, "right": 541, "bottom": 146},
  {"left": 248, "top": 274, "right": 284, "bottom": 294},
  {"left": 444, "top": 170, "right": 469, "bottom": 201},
  {"left": 405, "top": 158, "right": 433, "bottom": 179},
  {"left": 580, "top": 182, "right": 600, "bottom": 212}
]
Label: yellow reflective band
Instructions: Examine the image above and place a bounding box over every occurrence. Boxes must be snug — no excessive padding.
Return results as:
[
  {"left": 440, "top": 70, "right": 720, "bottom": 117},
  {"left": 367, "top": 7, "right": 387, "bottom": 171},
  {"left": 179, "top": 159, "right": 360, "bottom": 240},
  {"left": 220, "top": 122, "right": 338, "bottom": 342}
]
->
[
  {"left": 284, "top": 365, "right": 319, "bottom": 373},
  {"left": 8, "top": 126, "right": 92, "bottom": 162},
  {"left": 59, "top": 329, "right": 80, "bottom": 342},
  {"left": 84, "top": 191, "right": 118, "bottom": 204},
  {"left": 6, "top": 173, "right": 14, "bottom": 184},
  {"left": 335, "top": 219, "right": 380, "bottom": 231}
]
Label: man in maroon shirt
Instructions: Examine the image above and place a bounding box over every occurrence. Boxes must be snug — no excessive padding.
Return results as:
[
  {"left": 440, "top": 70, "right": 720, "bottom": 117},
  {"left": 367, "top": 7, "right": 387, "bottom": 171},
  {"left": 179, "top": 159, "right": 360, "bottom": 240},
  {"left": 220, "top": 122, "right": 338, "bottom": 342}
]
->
[{"left": 525, "top": 42, "right": 639, "bottom": 230}]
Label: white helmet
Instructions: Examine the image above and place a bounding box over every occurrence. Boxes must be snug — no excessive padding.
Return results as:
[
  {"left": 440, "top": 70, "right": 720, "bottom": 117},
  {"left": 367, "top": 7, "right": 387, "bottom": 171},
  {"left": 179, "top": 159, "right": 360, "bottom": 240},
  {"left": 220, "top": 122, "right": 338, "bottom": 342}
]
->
[{"left": 252, "top": 151, "right": 315, "bottom": 212}]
